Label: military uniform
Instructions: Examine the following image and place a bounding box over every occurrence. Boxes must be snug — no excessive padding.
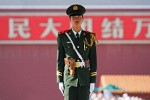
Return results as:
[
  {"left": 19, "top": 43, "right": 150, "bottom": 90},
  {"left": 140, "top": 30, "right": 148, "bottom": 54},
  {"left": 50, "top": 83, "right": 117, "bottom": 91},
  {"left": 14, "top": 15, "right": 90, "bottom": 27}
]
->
[{"left": 56, "top": 4, "right": 97, "bottom": 100}]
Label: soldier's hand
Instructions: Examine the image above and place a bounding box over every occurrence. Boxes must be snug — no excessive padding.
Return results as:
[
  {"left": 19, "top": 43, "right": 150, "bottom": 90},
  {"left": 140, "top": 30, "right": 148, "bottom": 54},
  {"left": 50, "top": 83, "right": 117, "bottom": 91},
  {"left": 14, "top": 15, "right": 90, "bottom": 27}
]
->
[
  {"left": 89, "top": 83, "right": 95, "bottom": 96},
  {"left": 59, "top": 82, "right": 64, "bottom": 96}
]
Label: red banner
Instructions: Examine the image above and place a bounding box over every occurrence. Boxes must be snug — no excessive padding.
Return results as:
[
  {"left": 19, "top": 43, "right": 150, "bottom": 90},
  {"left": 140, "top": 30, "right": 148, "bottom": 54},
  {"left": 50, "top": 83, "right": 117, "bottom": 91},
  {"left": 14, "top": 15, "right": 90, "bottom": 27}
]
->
[{"left": 0, "top": 13, "right": 150, "bottom": 44}]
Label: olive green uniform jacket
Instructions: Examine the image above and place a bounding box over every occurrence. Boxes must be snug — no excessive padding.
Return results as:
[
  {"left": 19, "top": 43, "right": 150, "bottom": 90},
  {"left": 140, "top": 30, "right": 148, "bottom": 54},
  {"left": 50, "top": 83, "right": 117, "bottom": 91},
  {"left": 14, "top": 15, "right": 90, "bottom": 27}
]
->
[{"left": 57, "top": 29, "right": 97, "bottom": 87}]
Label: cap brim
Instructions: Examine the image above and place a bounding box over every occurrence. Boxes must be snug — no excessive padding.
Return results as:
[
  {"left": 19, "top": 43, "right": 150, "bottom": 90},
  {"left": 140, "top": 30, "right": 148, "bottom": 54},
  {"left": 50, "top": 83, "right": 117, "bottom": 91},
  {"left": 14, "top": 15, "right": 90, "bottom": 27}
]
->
[{"left": 69, "top": 13, "right": 83, "bottom": 16}]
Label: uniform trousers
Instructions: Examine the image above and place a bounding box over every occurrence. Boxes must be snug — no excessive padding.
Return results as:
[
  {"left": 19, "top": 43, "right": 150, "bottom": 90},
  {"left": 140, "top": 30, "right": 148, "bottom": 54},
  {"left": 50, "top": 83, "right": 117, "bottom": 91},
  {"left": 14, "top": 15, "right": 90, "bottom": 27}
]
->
[{"left": 64, "top": 84, "right": 90, "bottom": 100}]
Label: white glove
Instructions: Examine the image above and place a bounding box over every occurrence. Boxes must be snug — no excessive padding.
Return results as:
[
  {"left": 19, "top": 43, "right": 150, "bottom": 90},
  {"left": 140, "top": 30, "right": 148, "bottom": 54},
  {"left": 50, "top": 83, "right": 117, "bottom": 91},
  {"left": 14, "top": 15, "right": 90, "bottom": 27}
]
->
[
  {"left": 89, "top": 83, "right": 95, "bottom": 96},
  {"left": 59, "top": 82, "right": 64, "bottom": 96}
]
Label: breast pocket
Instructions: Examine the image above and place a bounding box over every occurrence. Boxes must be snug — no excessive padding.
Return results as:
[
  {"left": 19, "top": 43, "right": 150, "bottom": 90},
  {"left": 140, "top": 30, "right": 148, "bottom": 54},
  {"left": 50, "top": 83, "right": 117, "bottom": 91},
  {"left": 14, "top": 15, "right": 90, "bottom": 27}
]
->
[
  {"left": 63, "top": 42, "right": 75, "bottom": 57},
  {"left": 84, "top": 44, "right": 90, "bottom": 51},
  {"left": 83, "top": 43, "right": 91, "bottom": 53},
  {"left": 64, "top": 42, "right": 72, "bottom": 50}
]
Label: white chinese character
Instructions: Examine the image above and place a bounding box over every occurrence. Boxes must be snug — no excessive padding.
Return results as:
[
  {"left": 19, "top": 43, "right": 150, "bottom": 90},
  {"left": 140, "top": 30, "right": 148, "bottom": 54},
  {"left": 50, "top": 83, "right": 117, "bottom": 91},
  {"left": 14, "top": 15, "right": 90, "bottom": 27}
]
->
[
  {"left": 133, "top": 18, "right": 150, "bottom": 38},
  {"left": 82, "top": 18, "right": 93, "bottom": 31},
  {"left": 8, "top": 18, "right": 30, "bottom": 39},
  {"left": 101, "top": 18, "right": 124, "bottom": 39},
  {"left": 40, "top": 18, "right": 61, "bottom": 38}
]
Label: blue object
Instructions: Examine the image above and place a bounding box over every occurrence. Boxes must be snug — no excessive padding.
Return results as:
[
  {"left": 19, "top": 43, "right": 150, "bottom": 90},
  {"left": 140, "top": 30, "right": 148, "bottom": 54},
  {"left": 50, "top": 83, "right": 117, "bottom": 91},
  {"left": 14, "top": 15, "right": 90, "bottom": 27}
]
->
[{"left": 94, "top": 84, "right": 122, "bottom": 92}]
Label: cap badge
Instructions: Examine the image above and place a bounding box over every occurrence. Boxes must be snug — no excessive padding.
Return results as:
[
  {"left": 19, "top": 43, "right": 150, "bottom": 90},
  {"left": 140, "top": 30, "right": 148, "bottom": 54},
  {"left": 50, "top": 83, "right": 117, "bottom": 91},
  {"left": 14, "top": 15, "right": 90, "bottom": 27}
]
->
[{"left": 73, "top": 5, "right": 78, "bottom": 10}]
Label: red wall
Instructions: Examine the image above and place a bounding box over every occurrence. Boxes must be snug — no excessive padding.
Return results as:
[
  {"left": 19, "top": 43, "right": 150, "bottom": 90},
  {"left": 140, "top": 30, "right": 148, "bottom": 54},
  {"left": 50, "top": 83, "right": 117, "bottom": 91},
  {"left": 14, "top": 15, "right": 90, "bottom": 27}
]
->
[{"left": 0, "top": 44, "right": 150, "bottom": 100}]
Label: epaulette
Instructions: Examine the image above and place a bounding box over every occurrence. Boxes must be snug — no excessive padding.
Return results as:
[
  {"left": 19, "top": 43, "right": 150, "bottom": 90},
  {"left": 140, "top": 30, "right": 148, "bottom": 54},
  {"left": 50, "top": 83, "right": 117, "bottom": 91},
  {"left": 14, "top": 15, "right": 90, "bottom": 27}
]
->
[
  {"left": 84, "top": 31, "right": 96, "bottom": 35},
  {"left": 58, "top": 30, "right": 69, "bottom": 34},
  {"left": 84, "top": 31, "right": 98, "bottom": 45}
]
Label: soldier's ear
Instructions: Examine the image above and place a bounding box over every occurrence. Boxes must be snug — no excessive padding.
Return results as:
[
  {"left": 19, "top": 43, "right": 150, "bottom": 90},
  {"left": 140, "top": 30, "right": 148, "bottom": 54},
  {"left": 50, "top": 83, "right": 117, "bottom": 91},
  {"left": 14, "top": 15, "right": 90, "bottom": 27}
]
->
[
  {"left": 69, "top": 16, "right": 71, "bottom": 21},
  {"left": 82, "top": 15, "right": 84, "bottom": 19},
  {"left": 82, "top": 16, "right": 84, "bottom": 22}
]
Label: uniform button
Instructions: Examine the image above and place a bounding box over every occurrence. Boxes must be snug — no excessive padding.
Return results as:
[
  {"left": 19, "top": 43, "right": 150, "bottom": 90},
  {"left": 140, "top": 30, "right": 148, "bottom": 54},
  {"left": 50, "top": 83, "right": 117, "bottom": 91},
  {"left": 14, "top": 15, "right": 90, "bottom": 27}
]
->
[
  {"left": 77, "top": 46, "right": 79, "bottom": 48},
  {"left": 77, "top": 60, "right": 80, "bottom": 62}
]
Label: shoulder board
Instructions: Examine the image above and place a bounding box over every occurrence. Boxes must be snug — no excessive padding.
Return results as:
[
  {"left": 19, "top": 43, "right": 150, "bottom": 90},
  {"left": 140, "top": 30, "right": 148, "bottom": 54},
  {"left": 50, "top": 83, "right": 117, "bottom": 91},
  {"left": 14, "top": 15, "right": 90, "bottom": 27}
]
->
[
  {"left": 58, "top": 30, "right": 69, "bottom": 34},
  {"left": 84, "top": 31, "right": 96, "bottom": 35}
]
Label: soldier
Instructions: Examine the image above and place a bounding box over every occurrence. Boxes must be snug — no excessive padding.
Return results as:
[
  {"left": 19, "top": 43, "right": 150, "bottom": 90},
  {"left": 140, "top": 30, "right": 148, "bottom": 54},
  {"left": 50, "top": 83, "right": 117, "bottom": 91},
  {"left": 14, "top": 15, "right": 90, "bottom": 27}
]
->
[{"left": 57, "top": 4, "right": 97, "bottom": 100}]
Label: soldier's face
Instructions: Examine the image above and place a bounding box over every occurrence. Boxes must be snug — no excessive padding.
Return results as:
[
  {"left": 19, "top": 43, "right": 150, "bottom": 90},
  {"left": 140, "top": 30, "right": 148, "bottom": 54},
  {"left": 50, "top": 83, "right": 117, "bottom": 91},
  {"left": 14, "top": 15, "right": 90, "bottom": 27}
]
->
[{"left": 70, "top": 15, "right": 83, "bottom": 27}]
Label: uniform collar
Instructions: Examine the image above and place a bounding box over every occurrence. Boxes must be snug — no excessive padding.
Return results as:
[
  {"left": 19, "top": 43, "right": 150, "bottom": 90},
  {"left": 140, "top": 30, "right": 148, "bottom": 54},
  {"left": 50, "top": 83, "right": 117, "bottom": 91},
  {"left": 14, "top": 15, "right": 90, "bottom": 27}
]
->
[{"left": 72, "top": 29, "right": 82, "bottom": 37}]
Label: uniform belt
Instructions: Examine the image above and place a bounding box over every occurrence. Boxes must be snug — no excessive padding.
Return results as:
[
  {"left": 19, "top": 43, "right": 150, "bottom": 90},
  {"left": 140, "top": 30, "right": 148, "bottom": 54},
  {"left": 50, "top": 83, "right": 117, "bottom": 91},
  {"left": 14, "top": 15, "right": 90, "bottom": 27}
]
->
[{"left": 74, "top": 62, "right": 82, "bottom": 68}]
